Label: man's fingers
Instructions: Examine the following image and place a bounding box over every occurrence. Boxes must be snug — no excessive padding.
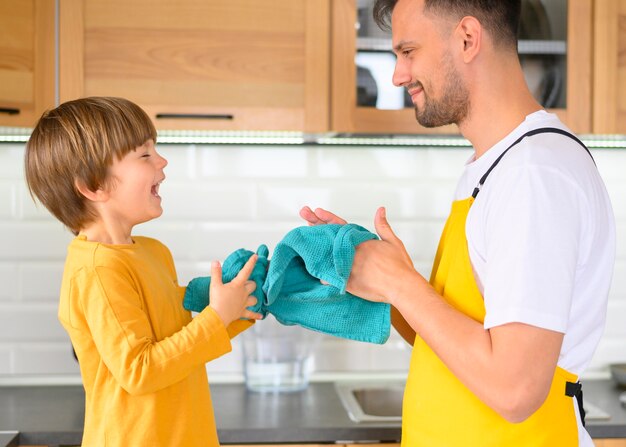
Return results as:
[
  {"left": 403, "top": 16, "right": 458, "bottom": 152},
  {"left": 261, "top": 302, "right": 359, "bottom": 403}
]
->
[
  {"left": 299, "top": 206, "right": 325, "bottom": 225},
  {"left": 374, "top": 207, "right": 413, "bottom": 264},
  {"left": 300, "top": 206, "right": 347, "bottom": 226},
  {"left": 314, "top": 208, "right": 347, "bottom": 225},
  {"left": 374, "top": 207, "right": 400, "bottom": 243}
]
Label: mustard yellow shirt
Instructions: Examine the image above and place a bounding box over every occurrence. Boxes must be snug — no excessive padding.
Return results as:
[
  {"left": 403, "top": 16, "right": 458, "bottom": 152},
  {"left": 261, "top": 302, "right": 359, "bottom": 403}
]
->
[{"left": 59, "top": 235, "right": 251, "bottom": 447}]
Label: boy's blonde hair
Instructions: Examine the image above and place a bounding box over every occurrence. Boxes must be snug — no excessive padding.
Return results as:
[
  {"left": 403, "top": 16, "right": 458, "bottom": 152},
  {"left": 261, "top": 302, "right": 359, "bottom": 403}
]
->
[{"left": 25, "top": 97, "right": 157, "bottom": 235}]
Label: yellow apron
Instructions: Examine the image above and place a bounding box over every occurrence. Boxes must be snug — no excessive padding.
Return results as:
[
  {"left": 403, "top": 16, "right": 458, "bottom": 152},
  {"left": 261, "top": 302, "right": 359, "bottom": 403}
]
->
[{"left": 402, "top": 128, "right": 590, "bottom": 446}]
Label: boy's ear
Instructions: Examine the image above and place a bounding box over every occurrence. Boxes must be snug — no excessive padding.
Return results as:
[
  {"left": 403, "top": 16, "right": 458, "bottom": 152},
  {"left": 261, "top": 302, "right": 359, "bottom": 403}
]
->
[{"left": 74, "top": 179, "right": 108, "bottom": 202}]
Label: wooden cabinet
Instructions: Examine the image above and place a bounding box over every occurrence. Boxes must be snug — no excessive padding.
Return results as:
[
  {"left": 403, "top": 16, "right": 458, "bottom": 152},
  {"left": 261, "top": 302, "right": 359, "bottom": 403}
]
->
[
  {"left": 0, "top": 0, "right": 55, "bottom": 127},
  {"left": 59, "top": 0, "right": 330, "bottom": 132},
  {"left": 330, "top": 0, "right": 593, "bottom": 135},
  {"left": 595, "top": 440, "right": 626, "bottom": 447},
  {"left": 593, "top": 0, "right": 626, "bottom": 134}
]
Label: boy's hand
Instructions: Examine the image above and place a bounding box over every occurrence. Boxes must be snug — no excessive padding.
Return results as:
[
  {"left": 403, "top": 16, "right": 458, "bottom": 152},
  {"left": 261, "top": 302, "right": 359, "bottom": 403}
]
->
[{"left": 209, "top": 254, "right": 263, "bottom": 326}]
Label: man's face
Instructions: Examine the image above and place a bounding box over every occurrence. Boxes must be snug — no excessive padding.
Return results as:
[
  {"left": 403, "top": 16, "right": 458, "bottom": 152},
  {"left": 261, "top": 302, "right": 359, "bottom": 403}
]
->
[{"left": 391, "top": 0, "right": 470, "bottom": 127}]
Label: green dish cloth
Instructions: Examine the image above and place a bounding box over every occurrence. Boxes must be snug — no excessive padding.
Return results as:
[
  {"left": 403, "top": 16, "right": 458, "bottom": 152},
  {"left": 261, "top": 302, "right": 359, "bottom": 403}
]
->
[{"left": 183, "top": 224, "right": 391, "bottom": 344}]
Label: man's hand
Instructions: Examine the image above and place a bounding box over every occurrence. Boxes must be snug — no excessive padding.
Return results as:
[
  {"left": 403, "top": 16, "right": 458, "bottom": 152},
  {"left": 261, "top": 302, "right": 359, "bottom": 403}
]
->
[
  {"left": 299, "top": 206, "right": 347, "bottom": 225},
  {"left": 347, "top": 207, "right": 418, "bottom": 304}
]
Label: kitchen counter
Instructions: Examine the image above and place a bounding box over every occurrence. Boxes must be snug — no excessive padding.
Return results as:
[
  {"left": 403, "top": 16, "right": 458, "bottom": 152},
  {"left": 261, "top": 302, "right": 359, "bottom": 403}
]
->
[{"left": 0, "top": 379, "right": 625, "bottom": 446}]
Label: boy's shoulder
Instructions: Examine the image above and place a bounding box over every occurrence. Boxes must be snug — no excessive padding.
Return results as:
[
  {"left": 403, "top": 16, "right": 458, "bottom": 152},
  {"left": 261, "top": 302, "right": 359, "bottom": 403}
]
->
[{"left": 66, "top": 235, "right": 171, "bottom": 269}]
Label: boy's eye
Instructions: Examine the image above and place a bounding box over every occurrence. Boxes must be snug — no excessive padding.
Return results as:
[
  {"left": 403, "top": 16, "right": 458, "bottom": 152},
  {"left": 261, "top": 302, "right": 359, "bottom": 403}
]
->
[{"left": 141, "top": 153, "right": 151, "bottom": 158}]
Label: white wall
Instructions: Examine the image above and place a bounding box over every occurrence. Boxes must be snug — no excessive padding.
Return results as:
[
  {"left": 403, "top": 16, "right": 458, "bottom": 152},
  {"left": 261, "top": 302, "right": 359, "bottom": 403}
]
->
[{"left": 1, "top": 142, "right": 625, "bottom": 382}]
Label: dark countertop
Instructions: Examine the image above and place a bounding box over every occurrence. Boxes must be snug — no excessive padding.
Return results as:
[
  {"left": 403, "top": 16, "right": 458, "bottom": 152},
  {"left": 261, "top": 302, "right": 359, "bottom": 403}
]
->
[{"left": 1, "top": 379, "right": 625, "bottom": 446}]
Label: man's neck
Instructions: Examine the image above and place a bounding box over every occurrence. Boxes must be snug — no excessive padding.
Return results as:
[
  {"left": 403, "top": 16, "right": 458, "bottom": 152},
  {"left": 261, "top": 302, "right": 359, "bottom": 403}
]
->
[{"left": 457, "top": 57, "right": 543, "bottom": 158}]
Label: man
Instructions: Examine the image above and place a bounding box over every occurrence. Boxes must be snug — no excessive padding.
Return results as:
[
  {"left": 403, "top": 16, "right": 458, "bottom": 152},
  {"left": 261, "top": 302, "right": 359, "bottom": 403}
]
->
[{"left": 300, "top": 0, "right": 615, "bottom": 445}]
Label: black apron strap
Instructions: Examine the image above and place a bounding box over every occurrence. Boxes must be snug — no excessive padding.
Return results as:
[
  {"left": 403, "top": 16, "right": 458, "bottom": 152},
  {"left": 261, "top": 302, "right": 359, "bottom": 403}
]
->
[
  {"left": 565, "top": 381, "right": 586, "bottom": 427},
  {"left": 472, "top": 127, "right": 594, "bottom": 199}
]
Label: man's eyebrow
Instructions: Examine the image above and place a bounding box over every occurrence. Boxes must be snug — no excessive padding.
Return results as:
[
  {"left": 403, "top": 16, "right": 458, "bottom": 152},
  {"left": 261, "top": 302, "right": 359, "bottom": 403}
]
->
[{"left": 393, "top": 40, "right": 413, "bottom": 53}]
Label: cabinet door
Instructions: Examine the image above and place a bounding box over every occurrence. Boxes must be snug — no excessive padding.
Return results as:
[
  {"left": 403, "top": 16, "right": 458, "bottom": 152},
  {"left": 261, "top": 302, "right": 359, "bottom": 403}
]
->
[
  {"left": 594, "top": 440, "right": 626, "bottom": 447},
  {"left": 59, "top": 0, "right": 329, "bottom": 132},
  {"left": 331, "top": 0, "right": 592, "bottom": 135},
  {"left": 0, "top": 0, "right": 55, "bottom": 127},
  {"left": 593, "top": 0, "right": 626, "bottom": 134}
]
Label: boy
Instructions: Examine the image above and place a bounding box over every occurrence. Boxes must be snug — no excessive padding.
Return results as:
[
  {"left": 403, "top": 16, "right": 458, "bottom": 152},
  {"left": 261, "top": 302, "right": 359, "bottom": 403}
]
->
[{"left": 25, "top": 96, "right": 262, "bottom": 446}]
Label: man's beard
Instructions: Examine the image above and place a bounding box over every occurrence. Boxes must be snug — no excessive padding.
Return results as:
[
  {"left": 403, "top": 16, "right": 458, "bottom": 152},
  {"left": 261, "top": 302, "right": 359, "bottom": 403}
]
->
[{"left": 411, "top": 53, "right": 470, "bottom": 128}]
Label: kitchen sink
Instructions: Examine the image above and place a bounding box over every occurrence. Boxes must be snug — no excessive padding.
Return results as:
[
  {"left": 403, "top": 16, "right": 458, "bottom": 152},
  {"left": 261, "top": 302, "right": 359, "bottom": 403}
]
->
[
  {"left": 335, "top": 381, "right": 405, "bottom": 423},
  {"left": 335, "top": 381, "right": 612, "bottom": 423}
]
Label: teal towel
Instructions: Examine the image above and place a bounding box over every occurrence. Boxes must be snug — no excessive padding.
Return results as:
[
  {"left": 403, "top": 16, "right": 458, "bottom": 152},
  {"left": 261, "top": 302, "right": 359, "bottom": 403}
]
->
[
  {"left": 184, "top": 245, "right": 269, "bottom": 316},
  {"left": 184, "top": 224, "right": 390, "bottom": 344}
]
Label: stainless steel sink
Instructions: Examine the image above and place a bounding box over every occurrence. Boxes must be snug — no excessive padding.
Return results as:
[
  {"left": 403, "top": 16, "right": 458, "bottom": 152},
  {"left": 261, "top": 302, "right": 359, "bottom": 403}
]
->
[
  {"left": 335, "top": 381, "right": 405, "bottom": 423},
  {"left": 335, "top": 381, "right": 611, "bottom": 423}
]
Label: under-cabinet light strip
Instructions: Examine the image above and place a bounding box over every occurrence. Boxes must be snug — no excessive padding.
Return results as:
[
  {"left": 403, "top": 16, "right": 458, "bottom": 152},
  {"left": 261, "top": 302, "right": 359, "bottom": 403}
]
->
[{"left": 2, "top": 128, "right": 626, "bottom": 149}]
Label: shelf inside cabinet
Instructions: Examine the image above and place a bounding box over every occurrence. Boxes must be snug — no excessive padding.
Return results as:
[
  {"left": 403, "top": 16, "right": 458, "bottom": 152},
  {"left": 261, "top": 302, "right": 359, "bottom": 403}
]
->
[{"left": 356, "top": 37, "right": 567, "bottom": 56}]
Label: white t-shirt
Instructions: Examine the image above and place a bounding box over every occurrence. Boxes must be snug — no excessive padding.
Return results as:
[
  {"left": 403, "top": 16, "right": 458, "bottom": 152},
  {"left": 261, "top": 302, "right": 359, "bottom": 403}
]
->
[{"left": 455, "top": 111, "right": 615, "bottom": 444}]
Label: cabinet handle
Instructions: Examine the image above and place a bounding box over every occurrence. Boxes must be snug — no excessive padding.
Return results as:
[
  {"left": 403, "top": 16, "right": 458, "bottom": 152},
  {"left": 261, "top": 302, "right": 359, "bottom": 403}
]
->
[
  {"left": 155, "top": 113, "right": 234, "bottom": 120},
  {"left": 0, "top": 107, "right": 20, "bottom": 115}
]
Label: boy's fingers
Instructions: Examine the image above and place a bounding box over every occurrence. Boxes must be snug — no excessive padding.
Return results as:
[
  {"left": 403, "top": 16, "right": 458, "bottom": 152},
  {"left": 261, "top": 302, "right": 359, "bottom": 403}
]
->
[
  {"left": 210, "top": 261, "right": 223, "bottom": 286},
  {"left": 245, "top": 281, "right": 257, "bottom": 293},
  {"left": 235, "top": 254, "right": 258, "bottom": 282}
]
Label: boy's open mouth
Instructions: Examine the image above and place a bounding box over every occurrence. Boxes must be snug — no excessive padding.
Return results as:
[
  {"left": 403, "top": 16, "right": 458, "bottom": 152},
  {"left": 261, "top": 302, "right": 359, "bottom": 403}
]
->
[{"left": 151, "top": 180, "right": 162, "bottom": 197}]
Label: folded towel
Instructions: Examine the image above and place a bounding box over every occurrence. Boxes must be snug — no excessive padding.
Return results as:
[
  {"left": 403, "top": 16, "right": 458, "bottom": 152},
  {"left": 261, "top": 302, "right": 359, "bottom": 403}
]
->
[{"left": 184, "top": 224, "right": 390, "bottom": 344}]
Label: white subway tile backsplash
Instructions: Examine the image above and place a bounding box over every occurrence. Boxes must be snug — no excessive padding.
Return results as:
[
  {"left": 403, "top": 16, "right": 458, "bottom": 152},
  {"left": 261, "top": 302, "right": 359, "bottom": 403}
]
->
[
  {"left": 18, "top": 183, "right": 57, "bottom": 220},
  {"left": 0, "top": 305, "right": 65, "bottom": 342},
  {"left": 316, "top": 147, "right": 431, "bottom": 179},
  {"left": 198, "top": 146, "right": 309, "bottom": 179},
  {"left": 424, "top": 147, "right": 473, "bottom": 179},
  {"left": 594, "top": 149, "right": 626, "bottom": 181},
  {"left": 604, "top": 301, "right": 626, "bottom": 337},
  {"left": 206, "top": 337, "right": 245, "bottom": 375},
  {"left": 603, "top": 182, "right": 626, "bottom": 219},
  {"left": 0, "top": 346, "right": 12, "bottom": 374},
  {"left": 157, "top": 144, "right": 199, "bottom": 180},
  {"left": 609, "top": 261, "right": 626, "bottom": 301},
  {"left": 0, "top": 264, "right": 18, "bottom": 302},
  {"left": 1, "top": 142, "right": 625, "bottom": 380},
  {"left": 588, "top": 338, "right": 626, "bottom": 371},
  {"left": 13, "top": 342, "right": 80, "bottom": 375},
  {"left": 160, "top": 182, "right": 256, "bottom": 221},
  {"left": 20, "top": 262, "right": 65, "bottom": 302},
  {"left": 0, "top": 222, "right": 73, "bottom": 261},
  {"left": 0, "top": 182, "right": 16, "bottom": 219},
  {"left": 313, "top": 335, "right": 412, "bottom": 372},
  {"left": 617, "top": 223, "right": 626, "bottom": 260},
  {"left": 0, "top": 146, "right": 26, "bottom": 180}
]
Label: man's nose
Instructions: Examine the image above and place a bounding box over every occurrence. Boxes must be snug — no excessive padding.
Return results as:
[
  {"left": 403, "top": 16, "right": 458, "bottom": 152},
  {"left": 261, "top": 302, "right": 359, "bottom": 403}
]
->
[{"left": 392, "top": 59, "right": 411, "bottom": 87}]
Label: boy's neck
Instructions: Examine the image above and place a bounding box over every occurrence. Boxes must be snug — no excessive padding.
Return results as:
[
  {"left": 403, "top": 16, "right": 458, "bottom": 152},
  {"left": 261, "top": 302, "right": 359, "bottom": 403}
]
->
[{"left": 79, "top": 222, "right": 134, "bottom": 245}]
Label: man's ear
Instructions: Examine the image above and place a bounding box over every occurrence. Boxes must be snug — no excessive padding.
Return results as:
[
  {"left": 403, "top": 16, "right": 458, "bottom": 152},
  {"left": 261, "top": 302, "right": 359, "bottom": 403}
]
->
[
  {"left": 74, "top": 179, "right": 108, "bottom": 202},
  {"left": 455, "top": 16, "right": 482, "bottom": 63}
]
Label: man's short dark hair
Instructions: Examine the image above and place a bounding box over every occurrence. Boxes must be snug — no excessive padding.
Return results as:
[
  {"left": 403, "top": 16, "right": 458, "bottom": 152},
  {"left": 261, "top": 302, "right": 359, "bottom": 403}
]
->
[{"left": 373, "top": 0, "right": 522, "bottom": 51}]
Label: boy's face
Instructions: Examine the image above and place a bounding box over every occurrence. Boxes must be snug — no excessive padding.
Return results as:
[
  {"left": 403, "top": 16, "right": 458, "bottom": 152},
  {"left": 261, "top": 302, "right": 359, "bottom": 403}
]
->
[{"left": 103, "top": 139, "right": 167, "bottom": 230}]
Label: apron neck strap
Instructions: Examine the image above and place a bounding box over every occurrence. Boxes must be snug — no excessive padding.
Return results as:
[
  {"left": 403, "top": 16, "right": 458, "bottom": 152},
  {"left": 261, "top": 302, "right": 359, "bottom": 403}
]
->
[{"left": 472, "top": 127, "right": 593, "bottom": 199}]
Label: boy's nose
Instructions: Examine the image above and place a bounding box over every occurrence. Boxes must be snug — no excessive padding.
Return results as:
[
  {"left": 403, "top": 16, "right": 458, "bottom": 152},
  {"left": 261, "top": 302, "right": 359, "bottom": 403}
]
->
[{"left": 156, "top": 153, "right": 168, "bottom": 168}]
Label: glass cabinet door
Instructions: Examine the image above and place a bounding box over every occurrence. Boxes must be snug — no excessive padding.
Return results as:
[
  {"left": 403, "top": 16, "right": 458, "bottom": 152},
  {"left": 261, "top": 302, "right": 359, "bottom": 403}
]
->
[{"left": 331, "top": 0, "right": 592, "bottom": 134}]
